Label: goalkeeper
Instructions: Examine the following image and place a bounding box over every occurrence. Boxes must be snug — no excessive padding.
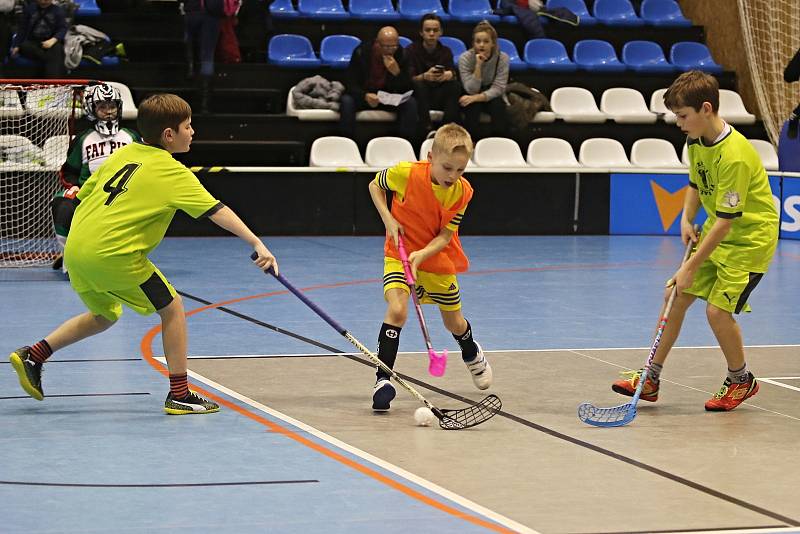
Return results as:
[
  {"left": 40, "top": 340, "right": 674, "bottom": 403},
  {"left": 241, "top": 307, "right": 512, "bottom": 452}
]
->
[{"left": 51, "top": 83, "right": 141, "bottom": 273}]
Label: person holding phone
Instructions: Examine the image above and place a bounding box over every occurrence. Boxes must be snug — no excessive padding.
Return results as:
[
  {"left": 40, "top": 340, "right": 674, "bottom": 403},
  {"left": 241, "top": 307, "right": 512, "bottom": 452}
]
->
[{"left": 406, "top": 13, "right": 461, "bottom": 137}]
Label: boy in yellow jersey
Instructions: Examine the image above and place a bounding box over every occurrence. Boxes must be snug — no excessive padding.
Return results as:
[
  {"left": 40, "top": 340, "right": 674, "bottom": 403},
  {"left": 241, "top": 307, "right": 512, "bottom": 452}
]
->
[
  {"left": 612, "top": 71, "right": 779, "bottom": 411},
  {"left": 368, "top": 123, "right": 491, "bottom": 411},
  {"left": 9, "top": 94, "right": 278, "bottom": 415}
]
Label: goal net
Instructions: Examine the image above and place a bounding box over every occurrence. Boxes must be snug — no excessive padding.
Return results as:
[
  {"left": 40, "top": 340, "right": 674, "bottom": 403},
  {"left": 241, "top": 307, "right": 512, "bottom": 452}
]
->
[
  {"left": 0, "top": 79, "right": 86, "bottom": 268},
  {"left": 737, "top": 0, "right": 800, "bottom": 144}
]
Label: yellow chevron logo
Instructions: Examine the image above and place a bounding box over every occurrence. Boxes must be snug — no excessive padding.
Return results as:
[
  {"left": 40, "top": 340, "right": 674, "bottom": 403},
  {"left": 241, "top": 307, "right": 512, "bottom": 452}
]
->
[{"left": 650, "top": 181, "right": 688, "bottom": 231}]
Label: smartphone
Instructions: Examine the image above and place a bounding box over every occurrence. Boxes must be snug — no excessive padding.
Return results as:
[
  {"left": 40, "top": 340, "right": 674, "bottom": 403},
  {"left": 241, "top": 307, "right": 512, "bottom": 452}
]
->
[{"left": 433, "top": 64, "right": 445, "bottom": 72}]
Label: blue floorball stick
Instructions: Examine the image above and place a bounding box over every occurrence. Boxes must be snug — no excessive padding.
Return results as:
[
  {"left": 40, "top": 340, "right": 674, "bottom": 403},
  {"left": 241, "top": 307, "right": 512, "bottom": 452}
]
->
[
  {"left": 578, "top": 229, "right": 697, "bottom": 427},
  {"left": 250, "top": 254, "right": 502, "bottom": 430}
]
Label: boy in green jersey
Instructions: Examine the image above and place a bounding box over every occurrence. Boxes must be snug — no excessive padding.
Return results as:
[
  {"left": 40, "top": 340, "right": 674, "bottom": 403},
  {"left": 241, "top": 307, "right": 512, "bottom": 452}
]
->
[
  {"left": 612, "top": 71, "right": 779, "bottom": 411},
  {"left": 9, "top": 94, "right": 278, "bottom": 415}
]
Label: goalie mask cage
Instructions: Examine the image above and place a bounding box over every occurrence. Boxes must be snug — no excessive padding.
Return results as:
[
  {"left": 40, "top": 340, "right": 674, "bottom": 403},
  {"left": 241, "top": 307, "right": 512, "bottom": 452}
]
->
[{"left": 0, "top": 78, "right": 89, "bottom": 268}]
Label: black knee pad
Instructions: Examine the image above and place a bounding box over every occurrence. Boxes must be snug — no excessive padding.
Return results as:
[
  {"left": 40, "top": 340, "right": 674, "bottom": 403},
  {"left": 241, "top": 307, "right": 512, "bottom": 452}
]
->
[{"left": 51, "top": 196, "right": 79, "bottom": 234}]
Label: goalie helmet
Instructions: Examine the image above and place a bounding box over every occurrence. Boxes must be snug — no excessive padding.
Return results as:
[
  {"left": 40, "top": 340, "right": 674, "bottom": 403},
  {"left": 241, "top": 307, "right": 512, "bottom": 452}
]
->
[{"left": 83, "top": 83, "right": 122, "bottom": 136}]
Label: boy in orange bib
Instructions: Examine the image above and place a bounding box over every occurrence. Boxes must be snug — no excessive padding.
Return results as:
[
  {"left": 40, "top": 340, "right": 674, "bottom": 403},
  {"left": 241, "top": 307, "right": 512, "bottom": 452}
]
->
[{"left": 367, "top": 123, "right": 492, "bottom": 411}]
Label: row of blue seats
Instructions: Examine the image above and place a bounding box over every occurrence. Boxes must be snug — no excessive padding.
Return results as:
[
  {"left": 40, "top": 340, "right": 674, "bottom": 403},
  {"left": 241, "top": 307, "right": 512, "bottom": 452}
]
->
[
  {"left": 269, "top": 34, "right": 722, "bottom": 74},
  {"left": 270, "top": 0, "right": 691, "bottom": 27}
]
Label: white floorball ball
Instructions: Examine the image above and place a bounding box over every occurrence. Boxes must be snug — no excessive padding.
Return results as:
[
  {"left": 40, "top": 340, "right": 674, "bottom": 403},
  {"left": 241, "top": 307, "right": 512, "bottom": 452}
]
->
[{"left": 414, "top": 407, "right": 435, "bottom": 427}]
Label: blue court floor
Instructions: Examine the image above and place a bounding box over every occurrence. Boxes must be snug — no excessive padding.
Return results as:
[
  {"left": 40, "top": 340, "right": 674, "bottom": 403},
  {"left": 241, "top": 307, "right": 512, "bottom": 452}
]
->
[{"left": 1, "top": 235, "right": 799, "bottom": 534}]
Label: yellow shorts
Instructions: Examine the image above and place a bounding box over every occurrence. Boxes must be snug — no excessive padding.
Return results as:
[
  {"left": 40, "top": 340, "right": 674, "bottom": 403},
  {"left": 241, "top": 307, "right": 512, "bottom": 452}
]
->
[
  {"left": 383, "top": 257, "right": 461, "bottom": 311},
  {"left": 683, "top": 258, "right": 764, "bottom": 314},
  {"left": 76, "top": 268, "right": 177, "bottom": 322}
]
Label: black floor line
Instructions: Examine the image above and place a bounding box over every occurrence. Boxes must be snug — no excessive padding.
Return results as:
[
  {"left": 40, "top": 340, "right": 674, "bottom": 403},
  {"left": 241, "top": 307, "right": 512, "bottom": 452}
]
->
[
  {"left": 178, "top": 290, "right": 799, "bottom": 527},
  {"left": 0, "top": 358, "right": 142, "bottom": 364},
  {"left": 0, "top": 392, "right": 150, "bottom": 400},
  {"left": 0, "top": 479, "right": 318, "bottom": 488}
]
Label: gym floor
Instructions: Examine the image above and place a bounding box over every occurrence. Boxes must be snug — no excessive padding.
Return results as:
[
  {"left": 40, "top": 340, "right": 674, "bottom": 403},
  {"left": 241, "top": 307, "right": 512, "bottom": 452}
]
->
[{"left": 1, "top": 235, "right": 798, "bottom": 534}]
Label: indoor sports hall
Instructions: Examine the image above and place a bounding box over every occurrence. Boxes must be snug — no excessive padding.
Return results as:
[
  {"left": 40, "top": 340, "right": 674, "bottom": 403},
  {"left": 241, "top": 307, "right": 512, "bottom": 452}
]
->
[{"left": 2, "top": 0, "right": 799, "bottom": 533}]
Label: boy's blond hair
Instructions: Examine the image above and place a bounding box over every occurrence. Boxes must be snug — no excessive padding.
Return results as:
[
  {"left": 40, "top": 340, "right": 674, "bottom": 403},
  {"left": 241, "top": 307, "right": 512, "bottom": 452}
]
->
[
  {"left": 431, "top": 123, "right": 474, "bottom": 158},
  {"left": 663, "top": 70, "right": 719, "bottom": 113},
  {"left": 137, "top": 94, "right": 192, "bottom": 145}
]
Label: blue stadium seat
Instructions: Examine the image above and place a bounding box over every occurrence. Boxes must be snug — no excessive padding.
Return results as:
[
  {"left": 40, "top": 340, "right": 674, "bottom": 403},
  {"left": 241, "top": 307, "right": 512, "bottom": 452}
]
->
[
  {"left": 523, "top": 39, "right": 577, "bottom": 72},
  {"left": 621, "top": 40, "right": 675, "bottom": 73},
  {"left": 297, "top": 0, "right": 350, "bottom": 20},
  {"left": 448, "top": 0, "right": 500, "bottom": 23},
  {"left": 75, "top": 0, "right": 101, "bottom": 16},
  {"left": 349, "top": 0, "right": 401, "bottom": 20},
  {"left": 397, "top": 0, "right": 450, "bottom": 21},
  {"left": 498, "top": 38, "right": 526, "bottom": 71},
  {"left": 640, "top": 0, "right": 691, "bottom": 27},
  {"left": 439, "top": 36, "right": 467, "bottom": 61},
  {"left": 399, "top": 36, "right": 413, "bottom": 48},
  {"left": 320, "top": 35, "right": 361, "bottom": 68},
  {"left": 593, "top": 0, "right": 644, "bottom": 26},
  {"left": 268, "top": 34, "right": 322, "bottom": 67},
  {"left": 546, "top": 0, "right": 596, "bottom": 25},
  {"left": 573, "top": 39, "right": 626, "bottom": 72},
  {"left": 269, "top": 0, "right": 300, "bottom": 18},
  {"left": 670, "top": 42, "right": 723, "bottom": 73}
]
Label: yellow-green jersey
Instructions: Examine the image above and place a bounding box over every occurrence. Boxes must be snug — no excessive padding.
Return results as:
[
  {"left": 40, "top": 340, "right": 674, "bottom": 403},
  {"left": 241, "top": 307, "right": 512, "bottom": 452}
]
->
[
  {"left": 65, "top": 142, "right": 222, "bottom": 292},
  {"left": 373, "top": 161, "right": 466, "bottom": 232},
  {"left": 687, "top": 125, "right": 779, "bottom": 273}
]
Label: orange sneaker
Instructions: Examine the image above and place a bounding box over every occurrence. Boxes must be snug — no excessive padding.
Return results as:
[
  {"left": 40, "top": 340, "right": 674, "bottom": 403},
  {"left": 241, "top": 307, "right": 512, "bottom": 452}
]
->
[
  {"left": 704, "top": 374, "right": 759, "bottom": 411},
  {"left": 612, "top": 369, "right": 659, "bottom": 402}
]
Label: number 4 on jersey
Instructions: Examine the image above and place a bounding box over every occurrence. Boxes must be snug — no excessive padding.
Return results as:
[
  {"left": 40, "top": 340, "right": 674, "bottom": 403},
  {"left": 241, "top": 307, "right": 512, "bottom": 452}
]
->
[{"left": 103, "top": 163, "right": 141, "bottom": 205}]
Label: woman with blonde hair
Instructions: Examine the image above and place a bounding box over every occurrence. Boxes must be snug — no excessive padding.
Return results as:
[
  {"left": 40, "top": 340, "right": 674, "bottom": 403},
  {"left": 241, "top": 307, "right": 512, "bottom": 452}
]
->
[{"left": 458, "top": 21, "right": 509, "bottom": 138}]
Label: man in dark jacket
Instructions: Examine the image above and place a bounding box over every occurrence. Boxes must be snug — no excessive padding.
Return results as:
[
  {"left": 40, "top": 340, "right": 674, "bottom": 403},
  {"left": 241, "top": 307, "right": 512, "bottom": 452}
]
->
[
  {"left": 11, "top": 0, "right": 67, "bottom": 78},
  {"left": 339, "top": 26, "right": 418, "bottom": 143}
]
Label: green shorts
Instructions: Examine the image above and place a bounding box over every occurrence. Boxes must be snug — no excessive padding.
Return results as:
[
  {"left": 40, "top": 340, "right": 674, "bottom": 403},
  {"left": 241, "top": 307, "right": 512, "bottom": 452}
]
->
[
  {"left": 383, "top": 257, "right": 462, "bottom": 312},
  {"left": 684, "top": 258, "right": 764, "bottom": 314},
  {"left": 76, "top": 268, "right": 176, "bottom": 322}
]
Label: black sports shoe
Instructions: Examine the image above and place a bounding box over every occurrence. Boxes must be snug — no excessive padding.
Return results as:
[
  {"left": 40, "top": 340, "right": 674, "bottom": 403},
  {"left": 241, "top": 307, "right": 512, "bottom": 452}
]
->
[
  {"left": 9, "top": 347, "right": 44, "bottom": 401},
  {"left": 372, "top": 378, "right": 396, "bottom": 411},
  {"left": 51, "top": 255, "right": 63, "bottom": 271},
  {"left": 164, "top": 391, "right": 220, "bottom": 415}
]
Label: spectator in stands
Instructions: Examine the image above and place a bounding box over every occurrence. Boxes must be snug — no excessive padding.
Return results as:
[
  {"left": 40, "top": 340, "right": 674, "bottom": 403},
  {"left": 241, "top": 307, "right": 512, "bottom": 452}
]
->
[
  {"left": 0, "top": 1, "right": 15, "bottom": 76},
  {"left": 181, "top": 0, "right": 224, "bottom": 113},
  {"left": 406, "top": 13, "right": 461, "bottom": 137},
  {"left": 458, "top": 21, "right": 509, "bottom": 139},
  {"left": 339, "top": 26, "right": 418, "bottom": 143},
  {"left": 10, "top": 0, "right": 67, "bottom": 78},
  {"left": 237, "top": 0, "right": 272, "bottom": 63}
]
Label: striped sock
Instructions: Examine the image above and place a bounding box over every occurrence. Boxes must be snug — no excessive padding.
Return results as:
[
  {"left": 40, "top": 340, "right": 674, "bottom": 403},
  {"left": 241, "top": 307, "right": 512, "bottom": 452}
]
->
[
  {"left": 169, "top": 373, "right": 190, "bottom": 399},
  {"left": 28, "top": 340, "right": 53, "bottom": 364}
]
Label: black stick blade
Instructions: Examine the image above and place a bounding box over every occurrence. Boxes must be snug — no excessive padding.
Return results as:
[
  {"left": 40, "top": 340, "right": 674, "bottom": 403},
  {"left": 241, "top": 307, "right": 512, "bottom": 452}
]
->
[{"left": 438, "top": 394, "right": 502, "bottom": 430}]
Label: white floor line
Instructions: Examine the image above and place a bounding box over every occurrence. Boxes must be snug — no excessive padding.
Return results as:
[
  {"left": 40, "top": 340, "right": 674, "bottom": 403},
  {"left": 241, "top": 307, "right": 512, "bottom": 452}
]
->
[
  {"left": 759, "top": 379, "right": 800, "bottom": 393},
  {"left": 666, "top": 528, "right": 800, "bottom": 534},
  {"left": 567, "top": 350, "right": 800, "bottom": 422},
  {"left": 761, "top": 377, "right": 800, "bottom": 381},
  {"left": 153, "top": 358, "right": 538, "bottom": 534}
]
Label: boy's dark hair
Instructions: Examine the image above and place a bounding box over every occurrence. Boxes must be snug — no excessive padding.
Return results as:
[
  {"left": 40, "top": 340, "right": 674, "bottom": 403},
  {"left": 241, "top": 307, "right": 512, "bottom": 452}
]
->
[
  {"left": 420, "top": 13, "right": 442, "bottom": 29},
  {"left": 663, "top": 70, "right": 720, "bottom": 113},
  {"left": 137, "top": 94, "right": 192, "bottom": 145}
]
